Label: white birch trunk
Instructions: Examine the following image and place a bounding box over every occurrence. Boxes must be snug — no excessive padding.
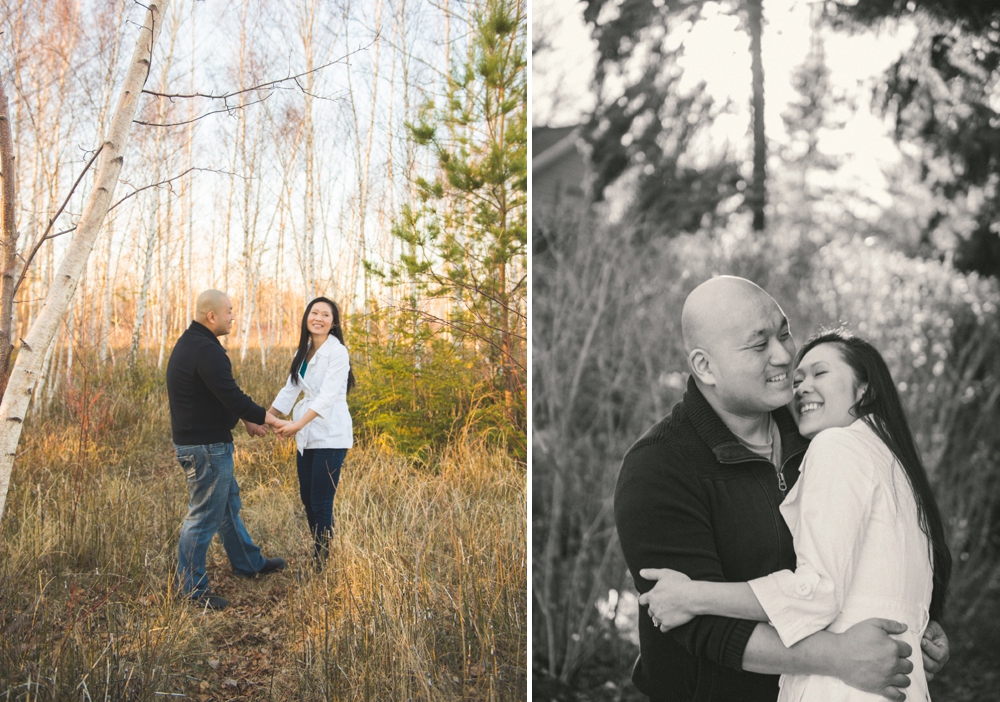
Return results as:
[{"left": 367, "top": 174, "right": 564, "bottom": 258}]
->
[
  {"left": 130, "top": 198, "right": 159, "bottom": 367},
  {"left": 99, "top": 217, "right": 116, "bottom": 362},
  {"left": 0, "top": 0, "right": 170, "bottom": 527},
  {"left": 157, "top": 193, "right": 172, "bottom": 368},
  {"left": 32, "top": 330, "right": 56, "bottom": 411}
]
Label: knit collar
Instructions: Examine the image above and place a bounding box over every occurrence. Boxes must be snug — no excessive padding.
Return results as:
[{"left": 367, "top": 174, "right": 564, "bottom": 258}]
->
[
  {"left": 683, "top": 375, "right": 808, "bottom": 464},
  {"left": 189, "top": 321, "right": 222, "bottom": 346}
]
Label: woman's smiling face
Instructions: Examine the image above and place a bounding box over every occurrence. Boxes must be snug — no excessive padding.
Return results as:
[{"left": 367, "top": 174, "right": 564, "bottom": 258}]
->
[
  {"left": 307, "top": 302, "right": 334, "bottom": 337},
  {"left": 792, "top": 343, "right": 866, "bottom": 439}
]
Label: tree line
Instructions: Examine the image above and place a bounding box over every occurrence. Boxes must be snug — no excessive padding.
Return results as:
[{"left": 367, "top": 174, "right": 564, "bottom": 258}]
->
[{"left": 0, "top": 0, "right": 527, "bottom": 526}]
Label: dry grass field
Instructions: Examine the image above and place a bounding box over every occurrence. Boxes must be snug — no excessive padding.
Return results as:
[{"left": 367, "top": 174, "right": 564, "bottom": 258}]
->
[{"left": 0, "top": 355, "right": 526, "bottom": 700}]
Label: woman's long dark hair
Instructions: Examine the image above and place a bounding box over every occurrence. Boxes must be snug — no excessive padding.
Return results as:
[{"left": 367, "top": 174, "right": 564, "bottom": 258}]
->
[
  {"left": 289, "top": 297, "right": 356, "bottom": 392},
  {"left": 796, "top": 330, "right": 951, "bottom": 621}
]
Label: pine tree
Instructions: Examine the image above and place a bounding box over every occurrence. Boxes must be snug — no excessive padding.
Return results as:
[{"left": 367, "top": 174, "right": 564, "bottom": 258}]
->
[
  {"left": 833, "top": 0, "right": 1000, "bottom": 276},
  {"left": 392, "top": 0, "right": 527, "bottom": 445},
  {"left": 581, "top": 0, "right": 769, "bottom": 234}
]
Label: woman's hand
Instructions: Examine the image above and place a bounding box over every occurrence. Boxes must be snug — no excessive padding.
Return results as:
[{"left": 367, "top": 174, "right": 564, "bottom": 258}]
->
[
  {"left": 638, "top": 568, "right": 697, "bottom": 632},
  {"left": 274, "top": 420, "right": 301, "bottom": 438},
  {"left": 275, "top": 409, "right": 318, "bottom": 439}
]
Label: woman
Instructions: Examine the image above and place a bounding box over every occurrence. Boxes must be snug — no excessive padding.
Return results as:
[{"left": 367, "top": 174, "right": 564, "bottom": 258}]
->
[
  {"left": 268, "top": 297, "right": 355, "bottom": 567},
  {"left": 640, "top": 331, "right": 951, "bottom": 702}
]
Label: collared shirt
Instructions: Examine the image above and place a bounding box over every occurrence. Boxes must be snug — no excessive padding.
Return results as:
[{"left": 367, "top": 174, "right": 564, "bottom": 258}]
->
[
  {"left": 749, "top": 419, "right": 933, "bottom": 702},
  {"left": 272, "top": 336, "right": 353, "bottom": 452}
]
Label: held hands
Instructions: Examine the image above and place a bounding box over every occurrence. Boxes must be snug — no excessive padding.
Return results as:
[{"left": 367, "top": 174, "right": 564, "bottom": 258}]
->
[
  {"left": 263, "top": 407, "right": 299, "bottom": 439},
  {"left": 836, "top": 618, "right": 913, "bottom": 702},
  {"left": 243, "top": 414, "right": 295, "bottom": 438},
  {"left": 273, "top": 420, "right": 301, "bottom": 439},
  {"left": 637, "top": 568, "right": 696, "bottom": 632},
  {"left": 242, "top": 419, "right": 267, "bottom": 437}
]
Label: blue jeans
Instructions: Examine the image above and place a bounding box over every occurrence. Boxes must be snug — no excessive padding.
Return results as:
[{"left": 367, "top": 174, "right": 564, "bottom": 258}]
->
[
  {"left": 175, "top": 443, "right": 266, "bottom": 597},
  {"left": 296, "top": 448, "right": 347, "bottom": 557}
]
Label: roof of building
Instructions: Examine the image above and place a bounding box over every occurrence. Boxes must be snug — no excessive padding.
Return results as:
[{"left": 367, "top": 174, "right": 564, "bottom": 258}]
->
[{"left": 532, "top": 125, "right": 578, "bottom": 158}]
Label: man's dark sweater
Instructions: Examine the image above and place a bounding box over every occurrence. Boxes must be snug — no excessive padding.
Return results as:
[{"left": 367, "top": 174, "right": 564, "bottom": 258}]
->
[
  {"left": 614, "top": 377, "right": 810, "bottom": 702},
  {"left": 166, "top": 322, "right": 267, "bottom": 445}
]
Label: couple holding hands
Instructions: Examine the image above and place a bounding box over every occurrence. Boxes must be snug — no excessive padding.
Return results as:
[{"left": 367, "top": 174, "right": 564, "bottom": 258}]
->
[{"left": 166, "top": 290, "right": 354, "bottom": 610}]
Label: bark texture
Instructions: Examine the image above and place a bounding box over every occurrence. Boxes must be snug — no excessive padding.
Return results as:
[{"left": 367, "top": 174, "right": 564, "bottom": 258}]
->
[
  {"left": 0, "top": 80, "right": 18, "bottom": 396},
  {"left": 748, "top": 0, "right": 767, "bottom": 232},
  {"left": 0, "top": 0, "right": 170, "bottom": 526}
]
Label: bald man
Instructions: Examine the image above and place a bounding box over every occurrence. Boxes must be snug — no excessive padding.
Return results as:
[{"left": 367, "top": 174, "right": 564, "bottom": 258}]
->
[
  {"left": 613, "top": 277, "right": 947, "bottom": 701},
  {"left": 166, "top": 290, "right": 288, "bottom": 610}
]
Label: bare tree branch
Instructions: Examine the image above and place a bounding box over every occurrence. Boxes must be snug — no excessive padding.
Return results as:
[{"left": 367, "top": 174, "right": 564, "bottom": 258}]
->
[
  {"left": 13, "top": 163, "right": 232, "bottom": 298},
  {"left": 134, "top": 94, "right": 272, "bottom": 128},
  {"left": 13, "top": 144, "right": 104, "bottom": 297},
  {"left": 293, "top": 77, "right": 345, "bottom": 103},
  {"left": 140, "top": 40, "right": 377, "bottom": 101},
  {"left": 110, "top": 166, "right": 237, "bottom": 212}
]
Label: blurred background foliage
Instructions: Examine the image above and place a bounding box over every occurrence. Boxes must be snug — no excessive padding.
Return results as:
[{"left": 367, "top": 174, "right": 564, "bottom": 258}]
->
[{"left": 532, "top": 0, "right": 1000, "bottom": 697}]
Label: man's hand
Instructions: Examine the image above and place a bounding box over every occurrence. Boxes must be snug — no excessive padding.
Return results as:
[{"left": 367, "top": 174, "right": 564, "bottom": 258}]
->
[
  {"left": 834, "top": 618, "right": 913, "bottom": 701},
  {"left": 242, "top": 419, "right": 267, "bottom": 437},
  {"left": 264, "top": 414, "right": 288, "bottom": 431},
  {"left": 274, "top": 420, "right": 301, "bottom": 438},
  {"left": 921, "top": 620, "right": 949, "bottom": 681},
  {"left": 637, "top": 568, "right": 696, "bottom": 631}
]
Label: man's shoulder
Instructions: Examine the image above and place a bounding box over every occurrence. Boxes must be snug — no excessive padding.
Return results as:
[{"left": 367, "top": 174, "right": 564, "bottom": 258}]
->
[
  {"left": 169, "top": 328, "right": 225, "bottom": 369},
  {"left": 619, "top": 400, "right": 708, "bottom": 479},
  {"left": 180, "top": 327, "right": 224, "bottom": 353},
  {"left": 614, "top": 401, "right": 713, "bottom": 530},
  {"left": 624, "top": 401, "right": 696, "bottom": 457}
]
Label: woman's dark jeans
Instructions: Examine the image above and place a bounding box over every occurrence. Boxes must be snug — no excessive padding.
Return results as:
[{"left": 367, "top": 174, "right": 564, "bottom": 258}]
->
[{"left": 296, "top": 448, "right": 348, "bottom": 563}]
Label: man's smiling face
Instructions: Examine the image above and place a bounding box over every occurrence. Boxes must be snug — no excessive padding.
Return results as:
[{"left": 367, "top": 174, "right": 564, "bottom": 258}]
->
[{"left": 707, "top": 295, "right": 796, "bottom": 416}]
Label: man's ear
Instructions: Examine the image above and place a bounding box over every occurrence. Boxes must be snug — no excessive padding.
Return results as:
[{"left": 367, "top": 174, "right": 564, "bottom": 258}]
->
[
  {"left": 205, "top": 310, "right": 217, "bottom": 327},
  {"left": 688, "top": 348, "right": 716, "bottom": 387}
]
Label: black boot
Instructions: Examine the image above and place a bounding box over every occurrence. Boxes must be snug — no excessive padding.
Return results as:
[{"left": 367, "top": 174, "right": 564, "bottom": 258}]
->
[{"left": 313, "top": 530, "right": 332, "bottom": 572}]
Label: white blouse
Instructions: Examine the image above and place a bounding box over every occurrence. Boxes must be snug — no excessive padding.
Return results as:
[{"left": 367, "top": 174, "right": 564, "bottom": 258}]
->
[
  {"left": 748, "top": 420, "right": 934, "bottom": 702},
  {"left": 271, "top": 336, "right": 354, "bottom": 453}
]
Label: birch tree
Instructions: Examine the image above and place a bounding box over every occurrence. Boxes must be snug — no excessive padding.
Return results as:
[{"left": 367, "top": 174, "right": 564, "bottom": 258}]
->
[
  {"left": 0, "top": 80, "right": 18, "bottom": 395},
  {"left": 0, "top": 0, "right": 171, "bottom": 526}
]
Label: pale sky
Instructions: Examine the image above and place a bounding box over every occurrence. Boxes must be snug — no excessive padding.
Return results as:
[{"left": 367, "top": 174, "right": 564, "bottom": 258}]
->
[{"left": 532, "top": 0, "right": 918, "bottom": 205}]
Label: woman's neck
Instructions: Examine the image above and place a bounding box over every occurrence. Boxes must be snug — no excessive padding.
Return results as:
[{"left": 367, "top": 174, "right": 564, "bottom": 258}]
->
[{"left": 310, "top": 333, "right": 329, "bottom": 350}]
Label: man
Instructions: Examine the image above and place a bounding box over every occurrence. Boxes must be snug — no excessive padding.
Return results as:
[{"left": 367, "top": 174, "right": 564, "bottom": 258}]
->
[
  {"left": 614, "top": 276, "right": 949, "bottom": 701},
  {"left": 167, "top": 289, "right": 288, "bottom": 610}
]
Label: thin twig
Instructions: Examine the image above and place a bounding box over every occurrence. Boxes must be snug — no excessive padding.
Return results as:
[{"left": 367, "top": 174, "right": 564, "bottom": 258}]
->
[
  {"left": 134, "top": 94, "right": 271, "bottom": 128},
  {"left": 13, "top": 144, "right": 104, "bottom": 296},
  {"left": 140, "top": 40, "right": 376, "bottom": 100},
  {"left": 109, "top": 166, "right": 235, "bottom": 213}
]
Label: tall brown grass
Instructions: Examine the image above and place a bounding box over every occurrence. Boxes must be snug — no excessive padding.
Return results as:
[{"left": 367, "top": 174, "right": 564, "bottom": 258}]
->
[{"left": 0, "top": 352, "right": 526, "bottom": 700}]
